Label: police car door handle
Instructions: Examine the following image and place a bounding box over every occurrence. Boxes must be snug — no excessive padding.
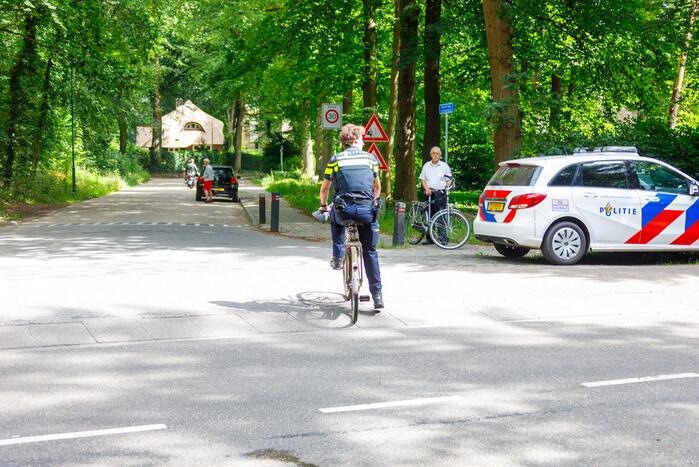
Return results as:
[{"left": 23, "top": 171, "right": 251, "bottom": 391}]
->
[
  {"left": 583, "top": 192, "right": 598, "bottom": 198},
  {"left": 641, "top": 195, "right": 660, "bottom": 202}
]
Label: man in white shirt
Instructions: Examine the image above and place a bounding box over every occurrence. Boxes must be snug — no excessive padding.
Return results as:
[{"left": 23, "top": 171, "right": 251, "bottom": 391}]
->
[{"left": 419, "top": 146, "right": 452, "bottom": 244}]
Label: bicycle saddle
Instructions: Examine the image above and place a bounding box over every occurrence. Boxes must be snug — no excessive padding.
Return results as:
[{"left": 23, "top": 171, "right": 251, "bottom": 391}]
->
[{"left": 340, "top": 219, "right": 364, "bottom": 226}]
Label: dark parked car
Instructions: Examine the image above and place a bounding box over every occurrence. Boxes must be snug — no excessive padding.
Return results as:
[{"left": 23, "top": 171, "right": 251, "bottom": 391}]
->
[{"left": 196, "top": 165, "right": 239, "bottom": 202}]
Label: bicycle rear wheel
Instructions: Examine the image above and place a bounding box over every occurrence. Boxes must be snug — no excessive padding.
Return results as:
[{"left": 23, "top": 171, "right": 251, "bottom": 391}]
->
[
  {"left": 406, "top": 203, "right": 426, "bottom": 245},
  {"left": 429, "top": 209, "right": 470, "bottom": 250}
]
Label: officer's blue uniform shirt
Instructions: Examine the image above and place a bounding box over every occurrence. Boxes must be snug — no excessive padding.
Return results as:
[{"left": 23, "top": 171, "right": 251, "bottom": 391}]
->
[{"left": 324, "top": 147, "right": 379, "bottom": 201}]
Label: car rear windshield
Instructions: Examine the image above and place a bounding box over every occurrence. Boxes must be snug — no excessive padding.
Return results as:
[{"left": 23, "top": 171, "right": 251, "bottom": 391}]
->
[
  {"left": 487, "top": 164, "right": 541, "bottom": 186},
  {"left": 214, "top": 168, "right": 232, "bottom": 178}
]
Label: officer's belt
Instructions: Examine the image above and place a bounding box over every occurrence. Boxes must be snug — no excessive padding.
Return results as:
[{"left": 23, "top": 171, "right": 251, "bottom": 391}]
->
[{"left": 341, "top": 198, "right": 374, "bottom": 206}]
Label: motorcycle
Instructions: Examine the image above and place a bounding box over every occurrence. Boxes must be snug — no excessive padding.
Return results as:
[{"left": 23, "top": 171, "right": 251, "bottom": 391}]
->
[{"left": 185, "top": 173, "right": 197, "bottom": 189}]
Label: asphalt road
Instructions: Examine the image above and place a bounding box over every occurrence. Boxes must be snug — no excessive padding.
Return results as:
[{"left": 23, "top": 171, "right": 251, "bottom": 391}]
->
[{"left": 0, "top": 178, "right": 697, "bottom": 466}]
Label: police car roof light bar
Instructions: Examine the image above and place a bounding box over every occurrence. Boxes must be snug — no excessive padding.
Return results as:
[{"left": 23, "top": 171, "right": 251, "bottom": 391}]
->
[{"left": 573, "top": 146, "right": 638, "bottom": 154}]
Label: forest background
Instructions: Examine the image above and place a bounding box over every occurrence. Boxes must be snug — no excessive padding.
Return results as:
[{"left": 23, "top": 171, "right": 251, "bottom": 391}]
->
[{"left": 2, "top": 0, "right": 699, "bottom": 218}]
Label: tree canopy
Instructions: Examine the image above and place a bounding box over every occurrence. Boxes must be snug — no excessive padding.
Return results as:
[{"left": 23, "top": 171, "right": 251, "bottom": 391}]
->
[{"left": 1, "top": 0, "right": 698, "bottom": 199}]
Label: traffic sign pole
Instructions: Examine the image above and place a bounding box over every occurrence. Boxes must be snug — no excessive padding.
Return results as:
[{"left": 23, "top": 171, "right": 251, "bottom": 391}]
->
[
  {"left": 439, "top": 103, "right": 455, "bottom": 165},
  {"left": 445, "top": 113, "right": 449, "bottom": 165}
]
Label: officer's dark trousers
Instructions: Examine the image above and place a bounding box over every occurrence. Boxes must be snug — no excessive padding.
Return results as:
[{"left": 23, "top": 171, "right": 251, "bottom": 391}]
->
[{"left": 330, "top": 203, "right": 382, "bottom": 297}]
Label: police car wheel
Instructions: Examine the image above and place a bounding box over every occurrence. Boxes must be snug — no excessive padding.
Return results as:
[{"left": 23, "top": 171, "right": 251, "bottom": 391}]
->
[
  {"left": 542, "top": 221, "right": 587, "bottom": 265},
  {"left": 493, "top": 243, "right": 530, "bottom": 258}
]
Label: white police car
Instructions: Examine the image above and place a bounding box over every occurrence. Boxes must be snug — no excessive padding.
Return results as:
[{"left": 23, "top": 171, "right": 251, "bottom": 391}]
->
[{"left": 473, "top": 147, "right": 699, "bottom": 265}]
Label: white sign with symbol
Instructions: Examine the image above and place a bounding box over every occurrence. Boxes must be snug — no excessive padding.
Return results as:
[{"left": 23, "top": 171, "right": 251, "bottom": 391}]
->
[
  {"left": 322, "top": 103, "right": 342, "bottom": 129},
  {"left": 363, "top": 114, "right": 389, "bottom": 142}
]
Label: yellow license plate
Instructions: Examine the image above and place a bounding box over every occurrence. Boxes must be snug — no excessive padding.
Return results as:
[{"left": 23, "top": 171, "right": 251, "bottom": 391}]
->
[
  {"left": 214, "top": 188, "right": 225, "bottom": 191},
  {"left": 487, "top": 201, "right": 505, "bottom": 212}
]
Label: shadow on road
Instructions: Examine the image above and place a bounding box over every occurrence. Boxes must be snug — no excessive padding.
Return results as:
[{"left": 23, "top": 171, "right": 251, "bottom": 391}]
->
[{"left": 210, "top": 291, "right": 381, "bottom": 330}]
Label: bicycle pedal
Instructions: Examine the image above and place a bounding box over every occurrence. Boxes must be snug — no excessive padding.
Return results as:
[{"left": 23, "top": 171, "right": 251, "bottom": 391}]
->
[{"left": 359, "top": 295, "right": 371, "bottom": 302}]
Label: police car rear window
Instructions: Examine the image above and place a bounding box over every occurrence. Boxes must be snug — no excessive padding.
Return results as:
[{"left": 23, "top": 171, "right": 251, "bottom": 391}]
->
[
  {"left": 487, "top": 164, "right": 541, "bottom": 186},
  {"left": 549, "top": 164, "right": 578, "bottom": 186}
]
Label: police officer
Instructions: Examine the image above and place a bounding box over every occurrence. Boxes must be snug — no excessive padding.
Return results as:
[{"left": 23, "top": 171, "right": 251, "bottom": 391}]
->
[{"left": 319, "top": 123, "right": 384, "bottom": 310}]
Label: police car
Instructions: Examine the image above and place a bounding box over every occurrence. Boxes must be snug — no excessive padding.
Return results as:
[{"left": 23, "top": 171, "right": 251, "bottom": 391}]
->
[{"left": 473, "top": 147, "right": 699, "bottom": 265}]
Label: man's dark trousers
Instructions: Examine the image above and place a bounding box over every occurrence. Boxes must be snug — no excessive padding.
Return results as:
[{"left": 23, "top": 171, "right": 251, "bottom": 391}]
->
[
  {"left": 330, "top": 202, "right": 382, "bottom": 297},
  {"left": 425, "top": 190, "right": 448, "bottom": 243},
  {"left": 426, "top": 189, "right": 447, "bottom": 216}
]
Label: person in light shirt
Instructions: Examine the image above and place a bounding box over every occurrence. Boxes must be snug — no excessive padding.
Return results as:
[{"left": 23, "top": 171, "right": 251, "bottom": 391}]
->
[{"left": 419, "top": 147, "right": 452, "bottom": 244}]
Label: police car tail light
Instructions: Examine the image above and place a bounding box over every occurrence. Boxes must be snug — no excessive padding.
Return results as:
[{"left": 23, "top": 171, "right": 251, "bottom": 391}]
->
[
  {"left": 478, "top": 192, "right": 485, "bottom": 208},
  {"left": 508, "top": 193, "right": 547, "bottom": 209}
]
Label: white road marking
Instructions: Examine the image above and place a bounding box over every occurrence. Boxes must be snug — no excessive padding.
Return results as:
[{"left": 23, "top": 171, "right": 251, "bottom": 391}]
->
[
  {"left": 0, "top": 424, "right": 167, "bottom": 447},
  {"left": 582, "top": 373, "right": 699, "bottom": 388},
  {"left": 319, "top": 395, "right": 463, "bottom": 414}
]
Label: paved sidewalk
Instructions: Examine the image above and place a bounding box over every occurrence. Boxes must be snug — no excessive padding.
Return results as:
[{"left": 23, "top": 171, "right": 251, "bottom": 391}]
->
[{"left": 238, "top": 177, "right": 331, "bottom": 242}]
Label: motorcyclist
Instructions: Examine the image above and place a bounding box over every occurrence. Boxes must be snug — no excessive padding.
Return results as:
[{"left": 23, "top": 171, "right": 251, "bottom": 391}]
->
[{"left": 184, "top": 159, "right": 199, "bottom": 189}]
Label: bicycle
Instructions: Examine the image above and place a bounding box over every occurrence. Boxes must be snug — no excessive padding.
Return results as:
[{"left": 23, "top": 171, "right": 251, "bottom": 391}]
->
[
  {"left": 340, "top": 219, "right": 370, "bottom": 324},
  {"left": 405, "top": 178, "right": 471, "bottom": 249}
]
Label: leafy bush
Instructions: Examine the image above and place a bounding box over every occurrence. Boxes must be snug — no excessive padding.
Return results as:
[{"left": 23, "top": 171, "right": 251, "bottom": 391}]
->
[{"left": 449, "top": 190, "right": 481, "bottom": 206}]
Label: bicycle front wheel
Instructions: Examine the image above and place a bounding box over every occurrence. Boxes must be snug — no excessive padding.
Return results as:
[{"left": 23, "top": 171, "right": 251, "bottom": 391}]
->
[
  {"left": 429, "top": 209, "right": 471, "bottom": 250},
  {"left": 348, "top": 247, "right": 360, "bottom": 324},
  {"left": 405, "top": 203, "right": 426, "bottom": 245},
  {"left": 349, "top": 292, "right": 359, "bottom": 325},
  {"left": 342, "top": 254, "right": 351, "bottom": 301}
]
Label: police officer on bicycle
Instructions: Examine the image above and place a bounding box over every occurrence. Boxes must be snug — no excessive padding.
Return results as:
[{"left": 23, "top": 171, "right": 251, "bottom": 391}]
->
[{"left": 318, "top": 123, "right": 384, "bottom": 310}]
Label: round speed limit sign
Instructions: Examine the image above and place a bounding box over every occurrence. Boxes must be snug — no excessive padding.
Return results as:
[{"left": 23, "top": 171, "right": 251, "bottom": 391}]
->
[{"left": 325, "top": 109, "right": 339, "bottom": 124}]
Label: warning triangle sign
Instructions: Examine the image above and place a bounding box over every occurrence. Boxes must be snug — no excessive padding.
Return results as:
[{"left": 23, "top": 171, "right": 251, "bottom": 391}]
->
[
  {"left": 367, "top": 143, "right": 389, "bottom": 171},
  {"left": 363, "top": 114, "right": 389, "bottom": 142}
]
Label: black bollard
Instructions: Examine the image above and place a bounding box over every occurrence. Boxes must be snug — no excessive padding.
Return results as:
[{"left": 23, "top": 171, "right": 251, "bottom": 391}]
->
[
  {"left": 393, "top": 202, "right": 406, "bottom": 246},
  {"left": 259, "top": 194, "right": 266, "bottom": 224},
  {"left": 271, "top": 192, "right": 280, "bottom": 232}
]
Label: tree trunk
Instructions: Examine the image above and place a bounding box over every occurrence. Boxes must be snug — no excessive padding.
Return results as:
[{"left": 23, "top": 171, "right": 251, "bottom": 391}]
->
[
  {"left": 669, "top": 0, "right": 698, "bottom": 129},
  {"left": 323, "top": 129, "right": 333, "bottom": 167},
  {"left": 225, "top": 104, "right": 236, "bottom": 166},
  {"left": 4, "top": 10, "right": 39, "bottom": 182},
  {"left": 394, "top": 0, "right": 419, "bottom": 202},
  {"left": 234, "top": 99, "right": 245, "bottom": 172},
  {"left": 301, "top": 100, "right": 314, "bottom": 177},
  {"left": 383, "top": 0, "right": 401, "bottom": 197},
  {"left": 315, "top": 100, "right": 325, "bottom": 178},
  {"left": 549, "top": 74, "right": 562, "bottom": 131},
  {"left": 32, "top": 55, "right": 53, "bottom": 173},
  {"left": 117, "top": 110, "right": 128, "bottom": 155},
  {"left": 483, "top": 0, "right": 521, "bottom": 167},
  {"left": 342, "top": 90, "right": 353, "bottom": 114},
  {"left": 362, "top": 0, "right": 379, "bottom": 120},
  {"left": 149, "top": 57, "right": 162, "bottom": 169},
  {"left": 422, "top": 0, "right": 441, "bottom": 164}
]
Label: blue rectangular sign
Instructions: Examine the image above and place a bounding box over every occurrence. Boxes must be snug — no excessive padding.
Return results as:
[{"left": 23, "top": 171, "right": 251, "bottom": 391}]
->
[{"left": 439, "top": 103, "right": 455, "bottom": 114}]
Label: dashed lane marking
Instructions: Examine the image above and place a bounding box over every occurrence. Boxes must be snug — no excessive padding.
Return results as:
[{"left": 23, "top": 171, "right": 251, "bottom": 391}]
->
[
  {"left": 319, "top": 396, "right": 463, "bottom": 414},
  {"left": 0, "top": 424, "right": 168, "bottom": 447},
  {"left": 582, "top": 373, "right": 699, "bottom": 388}
]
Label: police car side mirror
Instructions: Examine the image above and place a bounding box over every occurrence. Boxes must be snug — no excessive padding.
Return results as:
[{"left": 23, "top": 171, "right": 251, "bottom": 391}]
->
[{"left": 690, "top": 182, "right": 699, "bottom": 196}]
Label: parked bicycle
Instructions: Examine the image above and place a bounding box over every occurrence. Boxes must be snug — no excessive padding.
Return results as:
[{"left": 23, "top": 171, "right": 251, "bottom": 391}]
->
[{"left": 406, "top": 176, "right": 471, "bottom": 249}]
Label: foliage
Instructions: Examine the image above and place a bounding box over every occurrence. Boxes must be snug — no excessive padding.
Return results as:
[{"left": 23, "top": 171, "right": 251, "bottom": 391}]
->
[{"left": 2, "top": 0, "right": 699, "bottom": 208}]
